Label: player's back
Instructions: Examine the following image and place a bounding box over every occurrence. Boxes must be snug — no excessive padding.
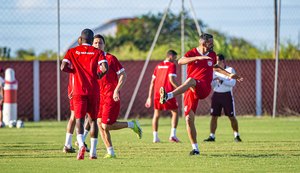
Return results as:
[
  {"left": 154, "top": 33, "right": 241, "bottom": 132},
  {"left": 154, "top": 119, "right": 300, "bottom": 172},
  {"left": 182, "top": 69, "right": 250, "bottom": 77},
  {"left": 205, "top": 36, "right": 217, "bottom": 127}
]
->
[
  {"left": 153, "top": 61, "right": 176, "bottom": 99},
  {"left": 65, "top": 45, "right": 102, "bottom": 95}
]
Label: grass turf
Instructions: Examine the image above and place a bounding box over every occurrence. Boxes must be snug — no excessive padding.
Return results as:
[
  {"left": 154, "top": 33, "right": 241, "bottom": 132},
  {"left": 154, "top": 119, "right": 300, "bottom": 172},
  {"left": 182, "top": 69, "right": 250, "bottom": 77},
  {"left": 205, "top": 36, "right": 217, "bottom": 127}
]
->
[{"left": 0, "top": 116, "right": 299, "bottom": 173}]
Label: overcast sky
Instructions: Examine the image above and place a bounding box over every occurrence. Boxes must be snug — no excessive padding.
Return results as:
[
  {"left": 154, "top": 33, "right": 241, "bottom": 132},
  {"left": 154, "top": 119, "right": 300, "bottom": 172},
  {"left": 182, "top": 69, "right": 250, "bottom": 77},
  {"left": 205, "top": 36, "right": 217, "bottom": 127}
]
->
[{"left": 0, "top": 0, "right": 299, "bottom": 56}]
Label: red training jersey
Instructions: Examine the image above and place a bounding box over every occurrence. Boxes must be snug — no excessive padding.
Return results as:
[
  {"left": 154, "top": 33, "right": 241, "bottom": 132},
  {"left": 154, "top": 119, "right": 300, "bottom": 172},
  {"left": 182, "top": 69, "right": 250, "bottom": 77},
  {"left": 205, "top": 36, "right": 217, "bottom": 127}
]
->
[
  {"left": 98, "top": 52, "right": 124, "bottom": 94},
  {"left": 63, "top": 44, "right": 106, "bottom": 95},
  {"left": 184, "top": 47, "right": 217, "bottom": 84},
  {"left": 153, "top": 61, "right": 177, "bottom": 100}
]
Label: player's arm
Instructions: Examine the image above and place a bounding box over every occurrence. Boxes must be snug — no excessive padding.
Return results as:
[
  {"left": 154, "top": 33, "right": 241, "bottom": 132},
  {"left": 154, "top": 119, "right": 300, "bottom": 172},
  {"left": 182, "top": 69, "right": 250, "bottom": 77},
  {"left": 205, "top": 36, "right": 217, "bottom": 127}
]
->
[
  {"left": 178, "top": 56, "right": 212, "bottom": 65},
  {"left": 113, "top": 70, "right": 127, "bottom": 102},
  {"left": 213, "top": 64, "right": 243, "bottom": 82},
  {"left": 169, "top": 75, "right": 178, "bottom": 88},
  {"left": 145, "top": 77, "right": 155, "bottom": 108},
  {"left": 97, "top": 60, "right": 108, "bottom": 79},
  {"left": 221, "top": 68, "right": 237, "bottom": 87},
  {"left": 61, "top": 60, "right": 74, "bottom": 73}
]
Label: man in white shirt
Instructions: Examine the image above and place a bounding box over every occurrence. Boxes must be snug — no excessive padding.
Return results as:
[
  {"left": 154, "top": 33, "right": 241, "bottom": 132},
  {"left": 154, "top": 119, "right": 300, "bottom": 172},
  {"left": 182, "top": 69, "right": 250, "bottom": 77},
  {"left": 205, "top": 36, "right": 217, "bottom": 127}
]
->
[{"left": 204, "top": 54, "right": 242, "bottom": 142}]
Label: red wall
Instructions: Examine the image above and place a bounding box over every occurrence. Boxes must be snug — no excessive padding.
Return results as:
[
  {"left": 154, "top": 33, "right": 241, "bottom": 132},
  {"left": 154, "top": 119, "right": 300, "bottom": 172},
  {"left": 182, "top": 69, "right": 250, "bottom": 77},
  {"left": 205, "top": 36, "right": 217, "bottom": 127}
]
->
[{"left": 0, "top": 60, "right": 299, "bottom": 121}]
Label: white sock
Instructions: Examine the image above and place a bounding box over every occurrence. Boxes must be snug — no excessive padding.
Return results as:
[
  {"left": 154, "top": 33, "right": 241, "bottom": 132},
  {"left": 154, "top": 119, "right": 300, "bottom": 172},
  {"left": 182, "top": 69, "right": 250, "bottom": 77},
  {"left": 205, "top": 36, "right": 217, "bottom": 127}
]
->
[
  {"left": 127, "top": 122, "right": 134, "bottom": 128},
  {"left": 76, "top": 134, "right": 84, "bottom": 148},
  {"left": 167, "top": 92, "right": 173, "bottom": 100},
  {"left": 170, "top": 128, "right": 176, "bottom": 137},
  {"left": 153, "top": 131, "right": 159, "bottom": 141},
  {"left": 65, "top": 133, "right": 73, "bottom": 148},
  {"left": 90, "top": 138, "right": 98, "bottom": 157},
  {"left": 234, "top": 132, "right": 239, "bottom": 138},
  {"left": 107, "top": 146, "right": 115, "bottom": 156},
  {"left": 83, "top": 129, "right": 89, "bottom": 142},
  {"left": 192, "top": 143, "right": 199, "bottom": 151},
  {"left": 210, "top": 133, "right": 215, "bottom": 138}
]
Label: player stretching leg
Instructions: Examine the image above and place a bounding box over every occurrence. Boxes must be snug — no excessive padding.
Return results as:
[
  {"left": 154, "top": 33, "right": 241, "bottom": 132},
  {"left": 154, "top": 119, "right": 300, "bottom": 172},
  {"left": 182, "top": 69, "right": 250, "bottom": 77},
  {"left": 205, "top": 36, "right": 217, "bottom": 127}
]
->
[
  {"left": 160, "top": 33, "right": 243, "bottom": 155},
  {"left": 93, "top": 34, "right": 142, "bottom": 158}
]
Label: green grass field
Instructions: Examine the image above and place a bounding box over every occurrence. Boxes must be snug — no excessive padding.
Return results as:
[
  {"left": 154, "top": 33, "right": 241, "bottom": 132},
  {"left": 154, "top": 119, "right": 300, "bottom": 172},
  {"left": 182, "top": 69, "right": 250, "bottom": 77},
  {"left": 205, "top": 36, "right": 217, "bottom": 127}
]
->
[{"left": 0, "top": 116, "right": 299, "bottom": 173}]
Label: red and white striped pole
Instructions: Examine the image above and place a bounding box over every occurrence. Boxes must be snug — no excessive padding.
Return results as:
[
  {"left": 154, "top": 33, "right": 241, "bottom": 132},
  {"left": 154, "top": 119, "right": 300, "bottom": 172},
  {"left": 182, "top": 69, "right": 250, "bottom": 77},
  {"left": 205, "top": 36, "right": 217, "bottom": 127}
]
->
[{"left": 3, "top": 68, "right": 18, "bottom": 125}]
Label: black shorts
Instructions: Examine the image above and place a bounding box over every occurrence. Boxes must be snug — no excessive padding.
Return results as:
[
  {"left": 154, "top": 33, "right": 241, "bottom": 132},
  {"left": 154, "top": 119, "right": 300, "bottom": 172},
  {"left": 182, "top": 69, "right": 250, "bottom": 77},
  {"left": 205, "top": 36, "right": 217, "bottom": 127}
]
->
[{"left": 210, "top": 91, "right": 235, "bottom": 117}]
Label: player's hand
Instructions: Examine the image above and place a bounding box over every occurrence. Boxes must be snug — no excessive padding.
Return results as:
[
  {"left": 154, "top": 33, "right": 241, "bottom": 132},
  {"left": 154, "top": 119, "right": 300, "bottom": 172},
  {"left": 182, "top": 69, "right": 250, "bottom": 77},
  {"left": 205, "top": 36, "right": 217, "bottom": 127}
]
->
[
  {"left": 113, "top": 90, "right": 120, "bottom": 102},
  {"left": 229, "top": 74, "right": 243, "bottom": 82},
  {"left": 145, "top": 98, "right": 151, "bottom": 108}
]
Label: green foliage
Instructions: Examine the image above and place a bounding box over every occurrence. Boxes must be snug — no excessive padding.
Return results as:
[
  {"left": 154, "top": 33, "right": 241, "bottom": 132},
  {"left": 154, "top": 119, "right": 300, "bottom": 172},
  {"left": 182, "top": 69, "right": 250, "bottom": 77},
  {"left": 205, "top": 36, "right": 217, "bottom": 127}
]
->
[
  {"left": 0, "top": 117, "right": 300, "bottom": 173},
  {"left": 5, "top": 13, "right": 300, "bottom": 61}
]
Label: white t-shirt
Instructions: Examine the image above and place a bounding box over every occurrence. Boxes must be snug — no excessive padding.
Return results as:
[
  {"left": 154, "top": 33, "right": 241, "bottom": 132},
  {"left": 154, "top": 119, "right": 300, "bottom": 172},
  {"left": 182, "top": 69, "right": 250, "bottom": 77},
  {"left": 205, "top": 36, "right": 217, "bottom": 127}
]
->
[{"left": 211, "top": 66, "right": 236, "bottom": 93}]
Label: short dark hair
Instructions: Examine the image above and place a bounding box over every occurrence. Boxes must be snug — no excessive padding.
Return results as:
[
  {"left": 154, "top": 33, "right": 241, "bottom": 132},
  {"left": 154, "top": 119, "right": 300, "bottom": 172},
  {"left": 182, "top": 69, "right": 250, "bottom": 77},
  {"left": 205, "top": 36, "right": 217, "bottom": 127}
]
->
[
  {"left": 200, "top": 33, "right": 213, "bottom": 42},
  {"left": 94, "top": 34, "right": 105, "bottom": 44},
  {"left": 217, "top": 54, "right": 225, "bottom": 60},
  {"left": 167, "top": 49, "right": 177, "bottom": 56},
  {"left": 81, "top": 28, "right": 94, "bottom": 43}
]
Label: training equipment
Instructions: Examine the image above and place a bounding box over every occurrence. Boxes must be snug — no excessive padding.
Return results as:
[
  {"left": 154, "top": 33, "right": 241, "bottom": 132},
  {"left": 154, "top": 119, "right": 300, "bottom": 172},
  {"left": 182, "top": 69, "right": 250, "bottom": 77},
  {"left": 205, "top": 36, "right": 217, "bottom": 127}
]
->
[
  {"left": 3, "top": 68, "right": 18, "bottom": 125},
  {"left": 0, "top": 121, "right": 5, "bottom": 128},
  {"left": 16, "top": 120, "right": 24, "bottom": 128},
  {"left": 8, "top": 120, "right": 16, "bottom": 128}
]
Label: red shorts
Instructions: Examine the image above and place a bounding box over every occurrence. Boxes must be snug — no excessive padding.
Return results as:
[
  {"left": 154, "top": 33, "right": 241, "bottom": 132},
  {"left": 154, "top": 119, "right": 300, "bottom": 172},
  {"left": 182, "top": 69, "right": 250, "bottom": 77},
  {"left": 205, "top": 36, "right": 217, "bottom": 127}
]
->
[
  {"left": 184, "top": 80, "right": 211, "bottom": 116},
  {"left": 98, "top": 93, "right": 120, "bottom": 125},
  {"left": 154, "top": 97, "right": 178, "bottom": 110},
  {"left": 73, "top": 95, "right": 99, "bottom": 120},
  {"left": 69, "top": 98, "right": 74, "bottom": 111}
]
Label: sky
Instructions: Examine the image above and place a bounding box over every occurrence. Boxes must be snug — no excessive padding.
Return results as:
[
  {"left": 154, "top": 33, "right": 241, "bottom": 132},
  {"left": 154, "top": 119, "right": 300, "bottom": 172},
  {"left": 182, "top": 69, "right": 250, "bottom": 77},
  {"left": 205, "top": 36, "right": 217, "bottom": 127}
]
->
[{"left": 0, "top": 0, "right": 299, "bottom": 56}]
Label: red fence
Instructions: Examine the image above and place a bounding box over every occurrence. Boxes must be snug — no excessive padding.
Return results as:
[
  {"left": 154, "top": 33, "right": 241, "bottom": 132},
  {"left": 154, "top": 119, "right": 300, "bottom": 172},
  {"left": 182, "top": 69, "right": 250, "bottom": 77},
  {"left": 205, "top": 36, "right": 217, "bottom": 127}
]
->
[{"left": 0, "top": 60, "right": 299, "bottom": 121}]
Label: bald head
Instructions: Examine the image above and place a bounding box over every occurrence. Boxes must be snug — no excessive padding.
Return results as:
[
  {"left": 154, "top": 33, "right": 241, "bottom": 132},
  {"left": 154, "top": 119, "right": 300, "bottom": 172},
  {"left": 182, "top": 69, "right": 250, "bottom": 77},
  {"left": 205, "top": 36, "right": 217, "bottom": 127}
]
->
[{"left": 81, "top": 28, "right": 94, "bottom": 44}]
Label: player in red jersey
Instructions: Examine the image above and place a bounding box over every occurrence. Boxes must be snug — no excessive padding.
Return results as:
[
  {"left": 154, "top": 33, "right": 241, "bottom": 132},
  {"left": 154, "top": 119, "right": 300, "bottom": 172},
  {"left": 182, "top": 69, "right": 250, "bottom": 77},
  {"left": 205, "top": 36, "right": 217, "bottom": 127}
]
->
[
  {"left": 93, "top": 34, "right": 142, "bottom": 158},
  {"left": 160, "top": 33, "right": 243, "bottom": 155},
  {"left": 145, "top": 50, "right": 180, "bottom": 143},
  {"left": 61, "top": 29, "right": 108, "bottom": 160}
]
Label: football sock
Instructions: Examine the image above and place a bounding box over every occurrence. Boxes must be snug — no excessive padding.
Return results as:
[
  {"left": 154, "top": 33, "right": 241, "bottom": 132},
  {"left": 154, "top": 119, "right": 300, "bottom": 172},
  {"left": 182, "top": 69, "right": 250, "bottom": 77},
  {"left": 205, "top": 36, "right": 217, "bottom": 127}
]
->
[
  {"left": 65, "top": 133, "right": 73, "bottom": 148},
  {"left": 107, "top": 147, "right": 115, "bottom": 156},
  {"left": 210, "top": 133, "right": 215, "bottom": 138},
  {"left": 234, "top": 132, "right": 239, "bottom": 138},
  {"left": 153, "top": 131, "right": 159, "bottom": 141},
  {"left": 192, "top": 143, "right": 199, "bottom": 151},
  {"left": 170, "top": 128, "right": 176, "bottom": 137},
  {"left": 167, "top": 92, "right": 173, "bottom": 100},
  {"left": 90, "top": 138, "right": 98, "bottom": 157},
  {"left": 83, "top": 129, "right": 89, "bottom": 142},
  {"left": 127, "top": 122, "right": 134, "bottom": 128},
  {"left": 76, "top": 134, "right": 84, "bottom": 148}
]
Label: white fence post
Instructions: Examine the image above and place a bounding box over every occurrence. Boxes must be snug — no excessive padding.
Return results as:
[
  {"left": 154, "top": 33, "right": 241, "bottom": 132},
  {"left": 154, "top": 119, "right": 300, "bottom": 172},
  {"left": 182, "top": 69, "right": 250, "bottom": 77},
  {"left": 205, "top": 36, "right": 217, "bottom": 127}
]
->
[
  {"left": 33, "top": 60, "right": 40, "bottom": 122},
  {"left": 256, "top": 59, "right": 262, "bottom": 116}
]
